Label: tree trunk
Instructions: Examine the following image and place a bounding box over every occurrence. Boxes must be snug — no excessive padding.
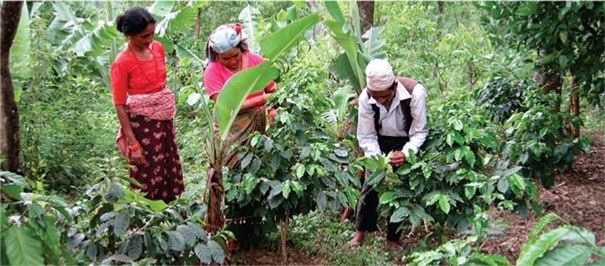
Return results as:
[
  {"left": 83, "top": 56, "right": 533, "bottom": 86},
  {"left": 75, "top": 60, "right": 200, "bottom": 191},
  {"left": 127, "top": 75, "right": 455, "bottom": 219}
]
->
[
  {"left": 533, "top": 70, "right": 563, "bottom": 112},
  {"left": 204, "top": 166, "right": 225, "bottom": 234},
  {"left": 438, "top": 1, "right": 445, "bottom": 14},
  {"left": 357, "top": 1, "right": 375, "bottom": 33},
  {"left": 0, "top": 1, "right": 23, "bottom": 173},
  {"left": 567, "top": 75, "right": 580, "bottom": 137},
  {"left": 280, "top": 211, "right": 289, "bottom": 263},
  {"left": 195, "top": 8, "right": 201, "bottom": 39},
  {"left": 306, "top": 1, "right": 322, "bottom": 41},
  {"left": 568, "top": 92, "right": 580, "bottom": 137},
  {"left": 306, "top": 0, "right": 318, "bottom": 12}
]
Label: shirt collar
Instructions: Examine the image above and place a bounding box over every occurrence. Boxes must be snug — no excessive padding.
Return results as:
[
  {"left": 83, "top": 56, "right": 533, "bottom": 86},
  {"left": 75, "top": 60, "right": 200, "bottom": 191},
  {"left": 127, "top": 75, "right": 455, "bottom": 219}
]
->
[
  {"left": 396, "top": 80, "right": 412, "bottom": 101},
  {"left": 366, "top": 80, "right": 412, "bottom": 105}
]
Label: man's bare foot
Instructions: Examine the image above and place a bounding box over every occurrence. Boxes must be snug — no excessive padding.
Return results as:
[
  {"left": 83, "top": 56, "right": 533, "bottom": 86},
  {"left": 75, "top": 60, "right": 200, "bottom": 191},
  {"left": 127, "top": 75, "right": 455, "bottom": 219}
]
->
[
  {"left": 347, "top": 231, "right": 365, "bottom": 250},
  {"left": 340, "top": 207, "right": 354, "bottom": 222}
]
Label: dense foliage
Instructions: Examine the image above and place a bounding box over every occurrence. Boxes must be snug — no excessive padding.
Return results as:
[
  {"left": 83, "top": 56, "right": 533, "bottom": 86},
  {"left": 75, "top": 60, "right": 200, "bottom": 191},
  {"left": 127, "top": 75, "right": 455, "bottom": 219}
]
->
[
  {"left": 2, "top": 1, "right": 603, "bottom": 265},
  {"left": 480, "top": 1, "right": 604, "bottom": 106}
]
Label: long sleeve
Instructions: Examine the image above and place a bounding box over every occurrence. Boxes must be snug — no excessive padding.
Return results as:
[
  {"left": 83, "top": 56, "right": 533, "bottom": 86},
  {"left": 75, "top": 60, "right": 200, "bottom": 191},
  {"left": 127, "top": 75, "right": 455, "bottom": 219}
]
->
[
  {"left": 401, "top": 84, "right": 428, "bottom": 157},
  {"left": 357, "top": 90, "right": 382, "bottom": 157}
]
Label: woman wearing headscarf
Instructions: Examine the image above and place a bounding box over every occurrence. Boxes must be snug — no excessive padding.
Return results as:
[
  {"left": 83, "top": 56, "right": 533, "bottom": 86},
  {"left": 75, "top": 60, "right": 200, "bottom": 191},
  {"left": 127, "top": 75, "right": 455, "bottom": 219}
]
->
[
  {"left": 203, "top": 23, "right": 277, "bottom": 167},
  {"left": 111, "top": 7, "right": 184, "bottom": 203}
]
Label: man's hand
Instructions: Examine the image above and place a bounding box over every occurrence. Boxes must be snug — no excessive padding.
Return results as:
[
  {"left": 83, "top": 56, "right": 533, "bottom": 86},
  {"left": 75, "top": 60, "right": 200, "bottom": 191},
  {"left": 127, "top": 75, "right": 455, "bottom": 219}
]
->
[{"left": 389, "top": 150, "right": 406, "bottom": 168}]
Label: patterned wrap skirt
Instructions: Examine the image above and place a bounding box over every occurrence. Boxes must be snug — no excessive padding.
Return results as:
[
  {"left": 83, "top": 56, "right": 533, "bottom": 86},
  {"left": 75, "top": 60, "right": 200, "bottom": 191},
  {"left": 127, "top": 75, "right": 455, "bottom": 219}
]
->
[
  {"left": 222, "top": 108, "right": 266, "bottom": 168},
  {"left": 129, "top": 113, "right": 184, "bottom": 203}
]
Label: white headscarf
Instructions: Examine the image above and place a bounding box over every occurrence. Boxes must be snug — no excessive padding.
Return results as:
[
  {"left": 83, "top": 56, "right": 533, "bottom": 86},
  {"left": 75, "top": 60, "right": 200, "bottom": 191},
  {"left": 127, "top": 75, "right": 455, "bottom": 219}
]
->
[{"left": 208, "top": 24, "right": 244, "bottom": 54}]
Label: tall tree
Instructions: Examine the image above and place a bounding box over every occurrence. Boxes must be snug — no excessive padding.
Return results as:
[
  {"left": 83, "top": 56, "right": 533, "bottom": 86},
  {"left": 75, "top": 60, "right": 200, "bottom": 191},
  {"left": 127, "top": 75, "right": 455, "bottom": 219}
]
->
[
  {"left": 357, "top": 0, "right": 374, "bottom": 33},
  {"left": 0, "top": 1, "right": 23, "bottom": 173},
  {"left": 483, "top": 2, "right": 604, "bottom": 136}
]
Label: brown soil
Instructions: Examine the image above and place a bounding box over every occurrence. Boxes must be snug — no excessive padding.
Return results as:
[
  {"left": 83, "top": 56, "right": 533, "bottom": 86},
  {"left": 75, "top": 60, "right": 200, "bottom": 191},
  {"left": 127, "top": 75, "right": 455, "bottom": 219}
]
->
[
  {"left": 480, "top": 131, "right": 605, "bottom": 262},
  {"left": 233, "top": 132, "right": 605, "bottom": 265}
]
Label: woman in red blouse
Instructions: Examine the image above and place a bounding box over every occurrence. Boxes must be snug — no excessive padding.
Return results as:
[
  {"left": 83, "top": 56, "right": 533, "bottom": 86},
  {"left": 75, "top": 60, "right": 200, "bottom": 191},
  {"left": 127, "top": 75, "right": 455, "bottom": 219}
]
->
[{"left": 110, "top": 7, "right": 184, "bottom": 203}]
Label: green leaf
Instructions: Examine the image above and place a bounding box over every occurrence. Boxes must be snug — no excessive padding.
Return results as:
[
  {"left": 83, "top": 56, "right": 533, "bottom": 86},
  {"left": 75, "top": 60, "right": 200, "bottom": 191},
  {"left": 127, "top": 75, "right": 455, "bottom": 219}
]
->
[
  {"left": 295, "top": 163, "right": 305, "bottom": 178},
  {"left": 5, "top": 226, "right": 44, "bottom": 266},
  {"left": 559, "top": 55, "right": 569, "bottom": 69},
  {"left": 452, "top": 119, "right": 464, "bottom": 131},
  {"left": 106, "top": 183, "right": 124, "bottom": 203},
  {"left": 268, "top": 193, "right": 284, "bottom": 209},
  {"left": 177, "top": 224, "right": 198, "bottom": 246},
  {"left": 42, "top": 216, "right": 61, "bottom": 254},
  {"left": 438, "top": 194, "right": 451, "bottom": 214},
  {"left": 139, "top": 197, "right": 168, "bottom": 213},
  {"left": 195, "top": 243, "right": 212, "bottom": 264},
  {"left": 102, "top": 254, "right": 134, "bottom": 264},
  {"left": 316, "top": 192, "right": 328, "bottom": 211},
  {"left": 535, "top": 245, "right": 592, "bottom": 266},
  {"left": 517, "top": 227, "right": 573, "bottom": 266},
  {"left": 390, "top": 207, "right": 410, "bottom": 223},
  {"left": 366, "top": 170, "right": 385, "bottom": 187},
  {"left": 497, "top": 176, "right": 509, "bottom": 193},
  {"left": 0, "top": 171, "right": 28, "bottom": 188},
  {"left": 464, "top": 185, "right": 476, "bottom": 199},
  {"left": 362, "top": 27, "right": 386, "bottom": 58},
  {"left": 509, "top": 173, "right": 526, "bottom": 194},
  {"left": 259, "top": 13, "right": 320, "bottom": 61},
  {"left": 240, "top": 153, "right": 253, "bottom": 169},
  {"left": 2, "top": 184, "right": 23, "bottom": 200},
  {"left": 167, "top": 231, "right": 185, "bottom": 251},
  {"left": 9, "top": 5, "right": 30, "bottom": 81},
  {"left": 454, "top": 148, "right": 463, "bottom": 162},
  {"left": 168, "top": 7, "right": 197, "bottom": 34},
  {"left": 149, "top": 1, "right": 174, "bottom": 17},
  {"left": 424, "top": 191, "right": 441, "bottom": 206},
  {"left": 113, "top": 211, "right": 130, "bottom": 236},
  {"left": 291, "top": 181, "right": 304, "bottom": 197},
  {"left": 239, "top": 5, "right": 261, "bottom": 52},
  {"left": 209, "top": 240, "right": 225, "bottom": 264},
  {"left": 329, "top": 53, "right": 361, "bottom": 89},
  {"left": 559, "top": 31, "right": 568, "bottom": 44},
  {"left": 243, "top": 174, "right": 257, "bottom": 194},
  {"left": 324, "top": 1, "right": 345, "bottom": 22},
  {"left": 175, "top": 44, "right": 203, "bottom": 63},
  {"left": 446, "top": 133, "right": 454, "bottom": 147},
  {"left": 282, "top": 181, "right": 291, "bottom": 199},
  {"left": 379, "top": 191, "right": 396, "bottom": 204},
  {"left": 126, "top": 234, "right": 143, "bottom": 260},
  {"left": 561, "top": 228, "right": 596, "bottom": 244},
  {"left": 188, "top": 222, "right": 208, "bottom": 242},
  {"left": 216, "top": 62, "right": 279, "bottom": 140}
]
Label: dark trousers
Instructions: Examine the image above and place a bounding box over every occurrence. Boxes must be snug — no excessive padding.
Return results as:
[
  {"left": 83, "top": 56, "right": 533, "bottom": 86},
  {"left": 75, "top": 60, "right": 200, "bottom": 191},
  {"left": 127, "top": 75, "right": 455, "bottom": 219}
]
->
[{"left": 355, "top": 135, "right": 409, "bottom": 241}]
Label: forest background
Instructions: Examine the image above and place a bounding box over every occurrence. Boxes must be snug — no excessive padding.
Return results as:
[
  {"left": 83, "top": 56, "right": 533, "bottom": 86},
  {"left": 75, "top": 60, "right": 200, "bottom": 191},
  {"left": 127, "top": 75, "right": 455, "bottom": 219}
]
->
[{"left": 0, "top": 1, "right": 603, "bottom": 265}]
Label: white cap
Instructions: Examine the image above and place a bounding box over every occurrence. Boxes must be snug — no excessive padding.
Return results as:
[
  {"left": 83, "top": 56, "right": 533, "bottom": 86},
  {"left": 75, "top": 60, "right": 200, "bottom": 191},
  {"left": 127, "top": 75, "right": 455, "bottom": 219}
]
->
[{"left": 365, "top": 59, "right": 395, "bottom": 91}]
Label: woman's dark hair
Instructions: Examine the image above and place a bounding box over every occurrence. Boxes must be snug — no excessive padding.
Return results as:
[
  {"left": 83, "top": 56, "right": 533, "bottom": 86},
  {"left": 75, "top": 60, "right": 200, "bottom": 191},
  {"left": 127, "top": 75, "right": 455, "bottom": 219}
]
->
[
  {"left": 205, "top": 40, "right": 249, "bottom": 62},
  {"left": 115, "top": 7, "right": 156, "bottom": 35}
]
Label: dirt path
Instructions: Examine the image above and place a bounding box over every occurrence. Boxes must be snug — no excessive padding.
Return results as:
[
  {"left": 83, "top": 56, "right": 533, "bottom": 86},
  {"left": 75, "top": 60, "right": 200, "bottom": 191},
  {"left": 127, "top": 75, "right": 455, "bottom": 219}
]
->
[{"left": 481, "top": 131, "right": 605, "bottom": 262}]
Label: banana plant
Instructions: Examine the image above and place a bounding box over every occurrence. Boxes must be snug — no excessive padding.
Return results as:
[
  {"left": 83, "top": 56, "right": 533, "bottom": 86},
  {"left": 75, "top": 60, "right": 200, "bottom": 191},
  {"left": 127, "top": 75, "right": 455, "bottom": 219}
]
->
[
  {"left": 202, "top": 12, "right": 320, "bottom": 241},
  {"left": 42, "top": 1, "right": 201, "bottom": 88},
  {"left": 319, "top": 86, "right": 357, "bottom": 142},
  {"left": 214, "top": 13, "right": 321, "bottom": 140},
  {"left": 238, "top": 5, "right": 261, "bottom": 53},
  {"left": 517, "top": 213, "right": 605, "bottom": 266},
  {"left": 323, "top": 1, "right": 387, "bottom": 93}
]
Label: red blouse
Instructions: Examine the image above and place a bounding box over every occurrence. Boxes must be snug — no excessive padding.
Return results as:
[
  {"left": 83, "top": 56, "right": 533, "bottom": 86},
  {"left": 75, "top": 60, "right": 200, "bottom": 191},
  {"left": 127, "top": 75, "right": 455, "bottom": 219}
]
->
[{"left": 110, "top": 40, "right": 167, "bottom": 105}]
